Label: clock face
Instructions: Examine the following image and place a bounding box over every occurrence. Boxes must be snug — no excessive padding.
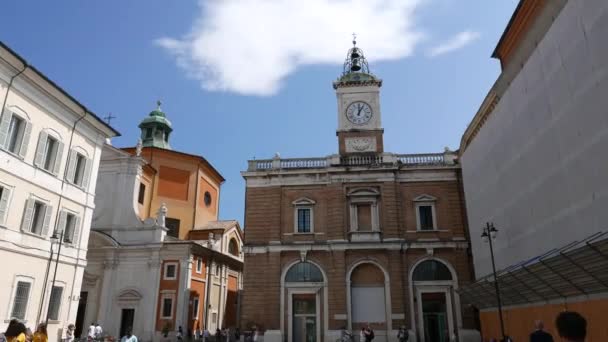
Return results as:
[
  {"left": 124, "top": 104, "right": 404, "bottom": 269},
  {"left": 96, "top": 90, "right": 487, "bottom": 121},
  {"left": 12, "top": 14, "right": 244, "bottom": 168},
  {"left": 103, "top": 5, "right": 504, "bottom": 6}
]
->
[{"left": 346, "top": 101, "right": 373, "bottom": 125}]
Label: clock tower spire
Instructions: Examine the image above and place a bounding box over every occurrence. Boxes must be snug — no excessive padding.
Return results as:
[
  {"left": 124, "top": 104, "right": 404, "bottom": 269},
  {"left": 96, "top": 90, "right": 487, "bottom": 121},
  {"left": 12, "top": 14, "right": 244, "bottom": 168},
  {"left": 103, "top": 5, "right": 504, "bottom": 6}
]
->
[{"left": 333, "top": 37, "right": 383, "bottom": 156}]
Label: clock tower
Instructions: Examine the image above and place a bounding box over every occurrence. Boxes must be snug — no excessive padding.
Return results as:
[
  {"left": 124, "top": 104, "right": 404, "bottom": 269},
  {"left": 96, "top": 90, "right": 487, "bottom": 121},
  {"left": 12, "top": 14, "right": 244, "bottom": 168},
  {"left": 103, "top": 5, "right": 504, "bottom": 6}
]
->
[{"left": 333, "top": 38, "right": 383, "bottom": 155}]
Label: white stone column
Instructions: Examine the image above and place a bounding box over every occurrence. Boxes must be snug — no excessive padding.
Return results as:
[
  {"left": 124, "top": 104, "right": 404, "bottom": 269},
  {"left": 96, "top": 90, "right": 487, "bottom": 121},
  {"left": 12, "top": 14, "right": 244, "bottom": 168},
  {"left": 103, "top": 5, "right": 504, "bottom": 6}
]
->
[{"left": 177, "top": 257, "right": 193, "bottom": 331}]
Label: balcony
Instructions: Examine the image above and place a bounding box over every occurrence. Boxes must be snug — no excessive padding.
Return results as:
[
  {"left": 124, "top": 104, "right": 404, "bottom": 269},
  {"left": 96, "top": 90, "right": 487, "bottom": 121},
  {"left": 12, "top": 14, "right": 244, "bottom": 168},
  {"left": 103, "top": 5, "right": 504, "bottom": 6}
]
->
[{"left": 246, "top": 151, "right": 457, "bottom": 171}]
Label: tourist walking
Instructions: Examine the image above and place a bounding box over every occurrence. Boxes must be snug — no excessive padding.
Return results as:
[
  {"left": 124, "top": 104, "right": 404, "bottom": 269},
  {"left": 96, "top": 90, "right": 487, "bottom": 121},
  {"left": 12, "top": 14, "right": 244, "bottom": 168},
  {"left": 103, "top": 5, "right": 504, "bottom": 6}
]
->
[
  {"left": 88, "top": 324, "right": 96, "bottom": 341},
  {"left": 556, "top": 311, "right": 586, "bottom": 342},
  {"left": 234, "top": 328, "right": 240, "bottom": 342},
  {"left": 32, "top": 324, "right": 47, "bottom": 342},
  {"left": 177, "top": 327, "right": 184, "bottom": 342},
  {"left": 65, "top": 324, "right": 75, "bottom": 342},
  {"left": 94, "top": 324, "right": 103, "bottom": 340},
  {"left": 397, "top": 326, "right": 408, "bottom": 342},
  {"left": 363, "top": 325, "right": 374, "bottom": 342},
  {"left": 4, "top": 321, "right": 27, "bottom": 342},
  {"left": 530, "top": 320, "right": 553, "bottom": 342},
  {"left": 120, "top": 329, "right": 138, "bottom": 342}
]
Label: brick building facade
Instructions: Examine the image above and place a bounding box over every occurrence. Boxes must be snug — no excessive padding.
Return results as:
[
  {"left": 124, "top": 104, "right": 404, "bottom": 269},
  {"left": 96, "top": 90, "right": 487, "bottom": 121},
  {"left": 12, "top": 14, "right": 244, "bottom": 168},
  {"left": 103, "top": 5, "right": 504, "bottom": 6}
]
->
[{"left": 240, "top": 42, "right": 478, "bottom": 342}]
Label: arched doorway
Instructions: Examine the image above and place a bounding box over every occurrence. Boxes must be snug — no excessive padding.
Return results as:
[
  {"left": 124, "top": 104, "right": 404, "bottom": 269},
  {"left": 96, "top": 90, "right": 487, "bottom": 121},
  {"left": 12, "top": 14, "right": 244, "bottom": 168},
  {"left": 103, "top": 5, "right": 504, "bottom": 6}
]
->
[
  {"left": 347, "top": 261, "right": 391, "bottom": 336},
  {"left": 281, "top": 261, "right": 327, "bottom": 342},
  {"left": 410, "top": 259, "right": 460, "bottom": 342}
]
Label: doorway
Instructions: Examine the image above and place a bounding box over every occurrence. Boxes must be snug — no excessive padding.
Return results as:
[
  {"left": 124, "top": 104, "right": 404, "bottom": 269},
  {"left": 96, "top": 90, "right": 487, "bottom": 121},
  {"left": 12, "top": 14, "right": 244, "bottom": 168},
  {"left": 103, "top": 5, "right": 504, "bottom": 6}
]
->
[
  {"left": 292, "top": 295, "right": 316, "bottom": 342},
  {"left": 74, "top": 292, "right": 88, "bottom": 338},
  {"left": 119, "top": 309, "right": 135, "bottom": 338},
  {"left": 421, "top": 293, "right": 447, "bottom": 342}
]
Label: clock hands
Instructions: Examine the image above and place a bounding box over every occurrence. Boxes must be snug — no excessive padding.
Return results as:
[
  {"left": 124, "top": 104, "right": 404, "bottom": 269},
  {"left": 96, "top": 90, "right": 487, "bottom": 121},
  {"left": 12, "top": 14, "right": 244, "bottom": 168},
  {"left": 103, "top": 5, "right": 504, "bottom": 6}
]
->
[{"left": 357, "top": 104, "right": 364, "bottom": 117}]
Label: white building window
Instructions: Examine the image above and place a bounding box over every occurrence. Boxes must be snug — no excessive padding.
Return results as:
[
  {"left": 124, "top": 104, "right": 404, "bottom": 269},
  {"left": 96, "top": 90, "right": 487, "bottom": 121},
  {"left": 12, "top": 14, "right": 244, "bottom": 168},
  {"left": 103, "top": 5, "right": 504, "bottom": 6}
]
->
[
  {"left": 0, "top": 108, "right": 31, "bottom": 158},
  {"left": 34, "top": 131, "right": 64, "bottom": 175},
  {"left": 10, "top": 278, "right": 33, "bottom": 320},
  {"left": 414, "top": 195, "right": 438, "bottom": 231},
  {"left": 192, "top": 296, "right": 200, "bottom": 319},
  {"left": 0, "top": 184, "right": 12, "bottom": 225},
  {"left": 66, "top": 149, "right": 91, "bottom": 188},
  {"left": 56, "top": 210, "right": 81, "bottom": 244},
  {"left": 292, "top": 198, "right": 315, "bottom": 234},
  {"left": 196, "top": 258, "right": 203, "bottom": 273},
  {"left": 161, "top": 295, "right": 174, "bottom": 319},
  {"left": 46, "top": 285, "right": 63, "bottom": 321},
  {"left": 21, "top": 197, "right": 53, "bottom": 237},
  {"left": 164, "top": 262, "right": 178, "bottom": 280}
]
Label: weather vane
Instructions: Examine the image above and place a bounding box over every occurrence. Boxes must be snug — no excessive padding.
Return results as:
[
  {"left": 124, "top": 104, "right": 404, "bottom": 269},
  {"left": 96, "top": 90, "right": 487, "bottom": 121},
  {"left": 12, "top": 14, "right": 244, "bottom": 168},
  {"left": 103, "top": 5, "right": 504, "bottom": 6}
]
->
[
  {"left": 352, "top": 32, "right": 357, "bottom": 46},
  {"left": 156, "top": 99, "right": 162, "bottom": 111},
  {"left": 103, "top": 112, "right": 116, "bottom": 125}
]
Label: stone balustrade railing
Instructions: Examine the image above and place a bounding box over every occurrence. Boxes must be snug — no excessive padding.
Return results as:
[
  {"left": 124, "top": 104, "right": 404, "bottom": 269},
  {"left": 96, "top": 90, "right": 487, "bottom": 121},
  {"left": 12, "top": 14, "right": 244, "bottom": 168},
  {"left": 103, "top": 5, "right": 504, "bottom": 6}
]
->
[{"left": 247, "top": 151, "right": 457, "bottom": 171}]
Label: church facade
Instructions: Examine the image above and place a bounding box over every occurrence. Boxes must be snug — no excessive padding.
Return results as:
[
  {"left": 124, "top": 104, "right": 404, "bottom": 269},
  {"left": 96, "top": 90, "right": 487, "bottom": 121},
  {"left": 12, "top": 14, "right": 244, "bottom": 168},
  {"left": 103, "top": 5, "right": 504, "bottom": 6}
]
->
[
  {"left": 78, "top": 105, "right": 243, "bottom": 342},
  {"left": 240, "top": 42, "right": 478, "bottom": 342}
]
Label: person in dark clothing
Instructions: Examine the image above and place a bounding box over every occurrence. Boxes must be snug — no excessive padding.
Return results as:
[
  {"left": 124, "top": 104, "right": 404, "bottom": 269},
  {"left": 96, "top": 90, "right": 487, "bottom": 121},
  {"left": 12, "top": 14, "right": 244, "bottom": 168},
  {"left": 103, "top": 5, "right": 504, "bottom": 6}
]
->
[
  {"left": 215, "top": 329, "right": 221, "bottom": 342},
  {"left": 234, "top": 329, "right": 240, "bottom": 342},
  {"left": 363, "top": 324, "right": 374, "bottom": 342},
  {"left": 530, "top": 320, "right": 554, "bottom": 342},
  {"left": 555, "top": 311, "right": 586, "bottom": 342}
]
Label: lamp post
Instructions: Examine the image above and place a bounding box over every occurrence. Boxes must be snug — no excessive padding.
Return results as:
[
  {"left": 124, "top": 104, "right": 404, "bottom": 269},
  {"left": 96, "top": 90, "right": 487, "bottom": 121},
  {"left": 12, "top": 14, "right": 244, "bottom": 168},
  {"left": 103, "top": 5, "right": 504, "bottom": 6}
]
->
[
  {"left": 46, "top": 228, "right": 66, "bottom": 327},
  {"left": 481, "top": 222, "right": 506, "bottom": 341}
]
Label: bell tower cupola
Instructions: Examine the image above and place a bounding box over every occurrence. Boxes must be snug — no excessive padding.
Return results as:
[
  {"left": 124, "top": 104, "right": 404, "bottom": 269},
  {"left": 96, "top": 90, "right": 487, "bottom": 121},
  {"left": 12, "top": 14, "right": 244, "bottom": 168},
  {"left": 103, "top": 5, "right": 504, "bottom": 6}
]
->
[
  {"left": 138, "top": 100, "right": 173, "bottom": 150},
  {"left": 333, "top": 36, "right": 383, "bottom": 156}
]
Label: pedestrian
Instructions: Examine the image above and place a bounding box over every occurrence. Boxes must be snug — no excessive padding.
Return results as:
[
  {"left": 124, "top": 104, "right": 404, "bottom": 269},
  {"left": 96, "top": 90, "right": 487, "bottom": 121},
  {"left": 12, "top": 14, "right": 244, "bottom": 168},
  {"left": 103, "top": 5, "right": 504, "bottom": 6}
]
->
[
  {"left": 397, "top": 326, "right": 408, "bottom": 342},
  {"left": 530, "top": 320, "right": 553, "bottom": 342},
  {"left": 234, "top": 328, "right": 240, "bottom": 342},
  {"left": 203, "top": 329, "right": 210, "bottom": 342},
  {"left": 94, "top": 324, "right": 103, "bottom": 341},
  {"left": 88, "top": 324, "right": 96, "bottom": 341},
  {"left": 215, "top": 329, "right": 221, "bottom": 342},
  {"left": 5, "top": 322, "right": 27, "bottom": 342},
  {"left": 177, "top": 327, "right": 184, "bottom": 342},
  {"left": 120, "top": 328, "right": 137, "bottom": 342},
  {"left": 24, "top": 328, "right": 32, "bottom": 342},
  {"left": 555, "top": 311, "right": 586, "bottom": 342},
  {"left": 32, "top": 324, "right": 47, "bottom": 342},
  {"left": 65, "top": 324, "right": 75, "bottom": 342},
  {"left": 364, "top": 324, "right": 374, "bottom": 342},
  {"left": 359, "top": 328, "right": 365, "bottom": 342}
]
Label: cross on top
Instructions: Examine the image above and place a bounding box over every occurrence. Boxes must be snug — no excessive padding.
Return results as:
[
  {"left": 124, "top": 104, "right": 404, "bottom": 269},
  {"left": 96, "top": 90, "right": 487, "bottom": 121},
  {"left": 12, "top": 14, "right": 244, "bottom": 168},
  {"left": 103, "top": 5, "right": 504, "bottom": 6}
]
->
[
  {"left": 103, "top": 112, "right": 116, "bottom": 125},
  {"left": 156, "top": 100, "right": 162, "bottom": 110},
  {"left": 352, "top": 32, "right": 357, "bottom": 46}
]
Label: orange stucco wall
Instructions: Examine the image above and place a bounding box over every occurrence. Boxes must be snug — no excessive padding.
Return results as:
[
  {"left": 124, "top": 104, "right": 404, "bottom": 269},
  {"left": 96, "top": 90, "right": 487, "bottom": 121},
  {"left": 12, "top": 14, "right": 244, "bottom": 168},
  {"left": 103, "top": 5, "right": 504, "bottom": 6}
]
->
[
  {"left": 125, "top": 147, "right": 222, "bottom": 240},
  {"left": 480, "top": 298, "right": 608, "bottom": 342},
  {"left": 189, "top": 257, "right": 207, "bottom": 332},
  {"left": 156, "top": 260, "right": 181, "bottom": 332}
]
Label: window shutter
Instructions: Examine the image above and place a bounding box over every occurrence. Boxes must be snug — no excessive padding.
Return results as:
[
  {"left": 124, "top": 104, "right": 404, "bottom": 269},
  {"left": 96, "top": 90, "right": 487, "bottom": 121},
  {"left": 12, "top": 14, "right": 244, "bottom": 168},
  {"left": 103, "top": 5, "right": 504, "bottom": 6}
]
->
[
  {"left": 82, "top": 157, "right": 92, "bottom": 190},
  {"left": 71, "top": 216, "right": 81, "bottom": 246},
  {"left": 34, "top": 132, "right": 48, "bottom": 167},
  {"left": 41, "top": 204, "right": 53, "bottom": 237},
  {"left": 0, "top": 187, "right": 10, "bottom": 224},
  {"left": 65, "top": 150, "right": 76, "bottom": 183},
  {"left": 18, "top": 122, "right": 32, "bottom": 159},
  {"left": 0, "top": 109, "right": 12, "bottom": 148},
  {"left": 56, "top": 211, "right": 67, "bottom": 236},
  {"left": 53, "top": 141, "right": 64, "bottom": 175},
  {"left": 21, "top": 198, "right": 35, "bottom": 232}
]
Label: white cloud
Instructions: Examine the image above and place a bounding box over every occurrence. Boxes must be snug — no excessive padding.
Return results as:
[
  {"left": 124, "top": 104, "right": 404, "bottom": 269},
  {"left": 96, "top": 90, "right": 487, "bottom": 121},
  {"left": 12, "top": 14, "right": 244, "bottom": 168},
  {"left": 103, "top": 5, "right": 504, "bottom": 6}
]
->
[
  {"left": 156, "top": 0, "right": 426, "bottom": 96},
  {"left": 427, "top": 30, "right": 480, "bottom": 57}
]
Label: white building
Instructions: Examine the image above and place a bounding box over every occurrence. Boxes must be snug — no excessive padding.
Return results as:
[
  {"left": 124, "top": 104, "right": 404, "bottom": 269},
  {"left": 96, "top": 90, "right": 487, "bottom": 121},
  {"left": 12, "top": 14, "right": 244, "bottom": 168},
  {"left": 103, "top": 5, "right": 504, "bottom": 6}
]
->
[{"left": 0, "top": 41, "right": 119, "bottom": 341}]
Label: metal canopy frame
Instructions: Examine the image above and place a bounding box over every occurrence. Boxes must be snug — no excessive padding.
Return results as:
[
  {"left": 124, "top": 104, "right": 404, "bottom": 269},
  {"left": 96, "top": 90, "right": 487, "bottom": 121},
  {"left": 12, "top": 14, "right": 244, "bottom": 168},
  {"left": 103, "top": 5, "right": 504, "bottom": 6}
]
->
[{"left": 458, "top": 232, "right": 608, "bottom": 309}]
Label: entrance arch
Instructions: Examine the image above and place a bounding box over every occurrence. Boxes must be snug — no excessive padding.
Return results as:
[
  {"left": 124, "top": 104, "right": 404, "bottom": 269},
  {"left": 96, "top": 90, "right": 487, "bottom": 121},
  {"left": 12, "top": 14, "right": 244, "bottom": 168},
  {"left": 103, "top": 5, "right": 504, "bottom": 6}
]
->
[
  {"left": 409, "top": 258, "right": 461, "bottom": 342},
  {"left": 346, "top": 260, "right": 392, "bottom": 334},
  {"left": 281, "top": 260, "right": 328, "bottom": 342}
]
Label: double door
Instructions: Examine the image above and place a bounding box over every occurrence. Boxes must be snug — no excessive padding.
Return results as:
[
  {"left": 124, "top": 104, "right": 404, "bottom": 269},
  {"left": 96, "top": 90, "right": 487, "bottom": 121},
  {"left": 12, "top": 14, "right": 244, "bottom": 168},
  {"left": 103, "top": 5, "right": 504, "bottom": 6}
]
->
[{"left": 292, "top": 295, "right": 317, "bottom": 342}]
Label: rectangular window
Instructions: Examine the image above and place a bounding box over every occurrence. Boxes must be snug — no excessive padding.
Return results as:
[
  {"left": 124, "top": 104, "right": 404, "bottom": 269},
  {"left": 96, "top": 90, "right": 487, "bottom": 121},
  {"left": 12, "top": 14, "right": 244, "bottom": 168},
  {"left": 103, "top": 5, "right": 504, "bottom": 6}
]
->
[
  {"left": 357, "top": 204, "right": 372, "bottom": 231},
  {"left": 164, "top": 263, "right": 177, "bottom": 280},
  {"left": 196, "top": 258, "right": 203, "bottom": 273},
  {"left": 296, "top": 208, "right": 311, "bottom": 233},
  {"left": 145, "top": 128, "right": 152, "bottom": 139},
  {"left": 10, "top": 281, "right": 31, "bottom": 320},
  {"left": 138, "top": 183, "right": 146, "bottom": 205},
  {"left": 43, "top": 136, "right": 58, "bottom": 171},
  {"left": 418, "top": 205, "right": 434, "bottom": 230},
  {"left": 63, "top": 213, "right": 76, "bottom": 243},
  {"left": 0, "top": 185, "right": 9, "bottom": 224},
  {"left": 72, "top": 153, "right": 86, "bottom": 185},
  {"left": 46, "top": 286, "right": 63, "bottom": 320},
  {"left": 165, "top": 218, "right": 180, "bottom": 238},
  {"left": 161, "top": 297, "right": 173, "bottom": 318},
  {"left": 192, "top": 297, "right": 200, "bottom": 319},
  {"left": 7, "top": 115, "right": 24, "bottom": 153},
  {"left": 30, "top": 201, "right": 46, "bottom": 235}
]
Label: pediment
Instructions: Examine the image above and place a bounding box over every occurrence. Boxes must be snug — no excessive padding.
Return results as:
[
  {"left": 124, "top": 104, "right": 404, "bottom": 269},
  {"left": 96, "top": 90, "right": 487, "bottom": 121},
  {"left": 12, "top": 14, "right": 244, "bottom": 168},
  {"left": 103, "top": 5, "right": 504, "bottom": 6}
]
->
[
  {"left": 347, "top": 188, "right": 380, "bottom": 197},
  {"left": 292, "top": 197, "right": 316, "bottom": 205},
  {"left": 117, "top": 288, "right": 143, "bottom": 302},
  {"left": 413, "top": 194, "right": 437, "bottom": 202}
]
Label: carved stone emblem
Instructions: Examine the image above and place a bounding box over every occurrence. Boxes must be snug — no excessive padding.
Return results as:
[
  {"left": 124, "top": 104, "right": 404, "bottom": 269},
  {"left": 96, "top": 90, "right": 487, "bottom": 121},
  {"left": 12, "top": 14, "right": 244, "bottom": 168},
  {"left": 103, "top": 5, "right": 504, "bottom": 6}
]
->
[{"left": 345, "top": 137, "right": 376, "bottom": 153}]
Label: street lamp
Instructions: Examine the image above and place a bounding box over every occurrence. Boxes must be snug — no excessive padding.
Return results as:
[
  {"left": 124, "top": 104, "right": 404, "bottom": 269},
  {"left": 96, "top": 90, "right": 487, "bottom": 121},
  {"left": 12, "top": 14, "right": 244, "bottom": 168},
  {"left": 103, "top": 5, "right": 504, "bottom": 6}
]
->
[
  {"left": 481, "top": 222, "right": 506, "bottom": 341},
  {"left": 45, "top": 229, "right": 67, "bottom": 327}
]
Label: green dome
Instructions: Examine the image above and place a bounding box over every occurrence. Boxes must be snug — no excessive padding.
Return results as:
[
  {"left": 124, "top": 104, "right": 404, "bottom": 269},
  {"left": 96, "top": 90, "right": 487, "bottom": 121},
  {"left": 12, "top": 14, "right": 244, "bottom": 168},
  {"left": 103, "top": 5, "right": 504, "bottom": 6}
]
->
[{"left": 148, "top": 108, "right": 166, "bottom": 118}]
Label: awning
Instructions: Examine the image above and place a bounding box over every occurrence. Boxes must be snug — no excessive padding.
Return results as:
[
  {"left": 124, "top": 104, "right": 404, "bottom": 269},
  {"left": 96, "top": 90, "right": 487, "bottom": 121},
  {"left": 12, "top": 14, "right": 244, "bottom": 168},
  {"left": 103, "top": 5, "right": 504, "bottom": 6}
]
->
[{"left": 458, "top": 232, "right": 608, "bottom": 309}]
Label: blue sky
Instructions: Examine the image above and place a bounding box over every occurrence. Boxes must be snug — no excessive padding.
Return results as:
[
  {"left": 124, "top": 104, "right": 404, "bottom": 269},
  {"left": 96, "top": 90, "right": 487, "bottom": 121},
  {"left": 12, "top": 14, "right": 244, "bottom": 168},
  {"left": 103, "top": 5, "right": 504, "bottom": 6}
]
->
[{"left": 1, "top": 0, "right": 518, "bottom": 224}]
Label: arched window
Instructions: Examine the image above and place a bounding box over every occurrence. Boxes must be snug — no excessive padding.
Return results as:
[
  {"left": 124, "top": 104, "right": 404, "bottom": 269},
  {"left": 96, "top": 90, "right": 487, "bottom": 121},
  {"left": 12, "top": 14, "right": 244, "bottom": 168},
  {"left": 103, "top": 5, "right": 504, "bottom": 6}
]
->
[
  {"left": 285, "top": 262, "right": 323, "bottom": 282},
  {"left": 228, "top": 239, "right": 239, "bottom": 256},
  {"left": 412, "top": 260, "right": 452, "bottom": 281}
]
